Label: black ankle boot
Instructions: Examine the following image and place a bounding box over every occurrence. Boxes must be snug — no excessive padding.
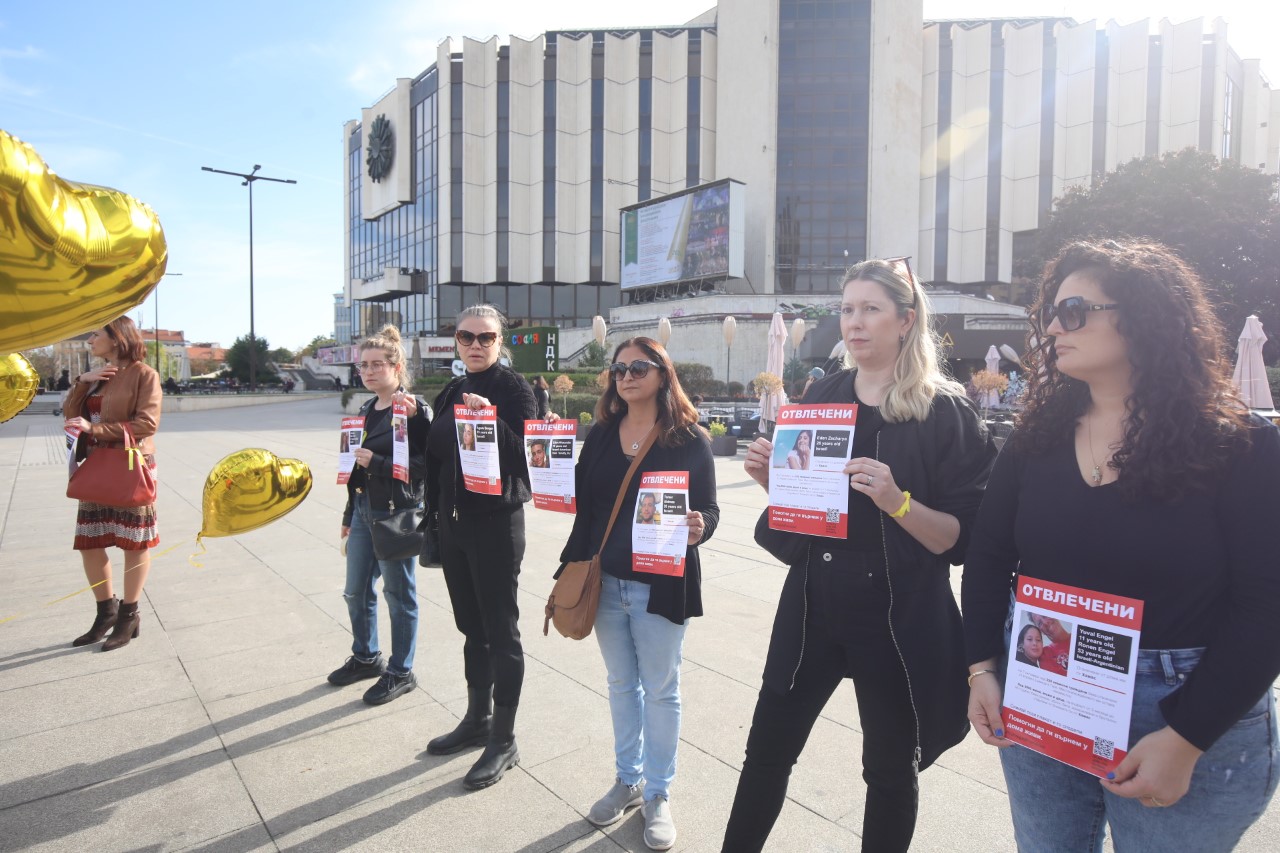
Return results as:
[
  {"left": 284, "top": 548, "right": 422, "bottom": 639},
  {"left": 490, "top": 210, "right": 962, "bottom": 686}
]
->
[
  {"left": 428, "top": 687, "right": 492, "bottom": 755},
  {"left": 463, "top": 703, "right": 518, "bottom": 790},
  {"left": 72, "top": 597, "right": 119, "bottom": 647},
  {"left": 101, "top": 600, "right": 140, "bottom": 652}
]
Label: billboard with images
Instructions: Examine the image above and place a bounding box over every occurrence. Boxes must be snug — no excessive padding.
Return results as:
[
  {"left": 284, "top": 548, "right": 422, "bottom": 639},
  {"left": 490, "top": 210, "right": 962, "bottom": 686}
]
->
[{"left": 620, "top": 179, "right": 745, "bottom": 290}]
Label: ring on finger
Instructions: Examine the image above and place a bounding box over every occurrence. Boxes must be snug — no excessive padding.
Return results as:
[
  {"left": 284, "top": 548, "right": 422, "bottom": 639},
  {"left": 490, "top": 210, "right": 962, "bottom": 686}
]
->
[{"left": 1149, "top": 796, "right": 1167, "bottom": 808}]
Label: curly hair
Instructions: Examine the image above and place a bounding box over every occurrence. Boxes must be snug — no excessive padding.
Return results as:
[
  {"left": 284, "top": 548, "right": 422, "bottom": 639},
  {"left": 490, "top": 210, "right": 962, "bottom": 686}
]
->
[{"left": 1012, "top": 239, "right": 1251, "bottom": 501}]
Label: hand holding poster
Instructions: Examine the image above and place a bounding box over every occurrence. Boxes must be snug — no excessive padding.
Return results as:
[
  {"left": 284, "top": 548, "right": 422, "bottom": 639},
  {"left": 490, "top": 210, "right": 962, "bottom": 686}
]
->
[
  {"left": 391, "top": 399, "right": 409, "bottom": 483},
  {"left": 1001, "top": 577, "right": 1144, "bottom": 778},
  {"left": 767, "top": 404, "right": 857, "bottom": 538},
  {"left": 455, "top": 404, "right": 501, "bottom": 495},
  {"left": 631, "top": 471, "right": 690, "bottom": 576},
  {"left": 336, "top": 417, "right": 364, "bottom": 484},
  {"left": 525, "top": 420, "right": 577, "bottom": 512}
]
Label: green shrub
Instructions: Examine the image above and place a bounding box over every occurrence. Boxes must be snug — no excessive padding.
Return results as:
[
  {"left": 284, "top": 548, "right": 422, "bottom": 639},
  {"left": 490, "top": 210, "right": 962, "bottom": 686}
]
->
[
  {"left": 674, "top": 362, "right": 716, "bottom": 396},
  {"left": 1268, "top": 367, "right": 1280, "bottom": 405},
  {"left": 708, "top": 421, "right": 727, "bottom": 437},
  {"left": 553, "top": 392, "right": 602, "bottom": 423}
]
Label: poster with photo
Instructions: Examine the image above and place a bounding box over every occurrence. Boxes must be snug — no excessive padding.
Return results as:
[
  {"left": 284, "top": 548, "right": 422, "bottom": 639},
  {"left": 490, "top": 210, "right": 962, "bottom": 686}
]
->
[
  {"left": 336, "top": 416, "right": 365, "bottom": 484},
  {"left": 631, "top": 471, "right": 690, "bottom": 576},
  {"left": 455, "top": 404, "right": 501, "bottom": 495},
  {"left": 1002, "top": 576, "right": 1144, "bottom": 778},
  {"left": 767, "top": 403, "right": 857, "bottom": 538},
  {"left": 524, "top": 420, "right": 577, "bottom": 513},
  {"left": 65, "top": 424, "right": 81, "bottom": 479},
  {"left": 391, "top": 399, "right": 409, "bottom": 483}
]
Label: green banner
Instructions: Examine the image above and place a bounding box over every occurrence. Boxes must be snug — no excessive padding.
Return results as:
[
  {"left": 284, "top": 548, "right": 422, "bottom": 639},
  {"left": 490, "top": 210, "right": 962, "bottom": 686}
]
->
[{"left": 507, "top": 326, "right": 560, "bottom": 374}]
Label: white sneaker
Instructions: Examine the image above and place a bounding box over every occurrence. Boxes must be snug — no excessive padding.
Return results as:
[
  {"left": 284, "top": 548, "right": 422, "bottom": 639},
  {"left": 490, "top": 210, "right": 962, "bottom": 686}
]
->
[
  {"left": 642, "top": 796, "right": 676, "bottom": 850},
  {"left": 586, "top": 777, "right": 645, "bottom": 827}
]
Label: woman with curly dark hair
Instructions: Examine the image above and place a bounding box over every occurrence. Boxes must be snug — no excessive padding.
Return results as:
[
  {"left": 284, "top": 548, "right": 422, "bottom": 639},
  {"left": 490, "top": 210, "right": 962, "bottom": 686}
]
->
[{"left": 962, "top": 239, "right": 1280, "bottom": 851}]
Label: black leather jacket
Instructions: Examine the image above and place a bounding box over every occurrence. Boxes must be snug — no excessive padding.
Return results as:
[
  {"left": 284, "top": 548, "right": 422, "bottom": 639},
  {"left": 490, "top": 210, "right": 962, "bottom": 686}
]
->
[{"left": 342, "top": 394, "right": 432, "bottom": 526}]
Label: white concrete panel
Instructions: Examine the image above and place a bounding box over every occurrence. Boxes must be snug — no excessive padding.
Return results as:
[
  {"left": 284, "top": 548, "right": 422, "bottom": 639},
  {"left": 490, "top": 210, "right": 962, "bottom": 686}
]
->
[
  {"left": 508, "top": 37, "right": 544, "bottom": 282},
  {"left": 1053, "top": 21, "right": 1096, "bottom": 196},
  {"left": 1105, "top": 19, "right": 1151, "bottom": 170},
  {"left": 604, "top": 34, "right": 639, "bottom": 133},
  {"left": 360, "top": 78, "right": 414, "bottom": 221},
  {"left": 867, "top": 0, "right": 922, "bottom": 259},
  {"left": 919, "top": 24, "right": 941, "bottom": 272},
  {"left": 1159, "top": 18, "right": 1205, "bottom": 153},
  {"left": 437, "top": 40, "right": 453, "bottom": 279}
]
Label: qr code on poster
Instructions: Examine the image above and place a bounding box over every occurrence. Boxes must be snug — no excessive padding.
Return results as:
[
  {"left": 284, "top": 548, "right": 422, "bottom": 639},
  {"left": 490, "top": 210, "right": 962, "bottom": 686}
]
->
[
  {"left": 1092, "top": 737, "right": 1115, "bottom": 760},
  {"left": 825, "top": 508, "right": 840, "bottom": 524}
]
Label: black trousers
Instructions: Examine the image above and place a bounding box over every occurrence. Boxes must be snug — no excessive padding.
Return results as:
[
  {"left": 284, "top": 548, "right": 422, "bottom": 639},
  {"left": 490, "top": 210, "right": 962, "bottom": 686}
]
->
[
  {"left": 439, "top": 507, "right": 526, "bottom": 708},
  {"left": 722, "top": 553, "right": 920, "bottom": 853}
]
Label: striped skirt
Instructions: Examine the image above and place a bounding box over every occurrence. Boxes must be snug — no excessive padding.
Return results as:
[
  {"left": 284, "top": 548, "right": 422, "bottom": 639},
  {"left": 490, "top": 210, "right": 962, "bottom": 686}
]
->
[{"left": 74, "top": 501, "right": 159, "bottom": 551}]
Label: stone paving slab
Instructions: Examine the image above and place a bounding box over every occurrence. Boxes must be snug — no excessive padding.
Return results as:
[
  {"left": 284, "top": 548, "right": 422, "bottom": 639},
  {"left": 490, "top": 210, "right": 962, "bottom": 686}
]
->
[{"left": 1, "top": 398, "right": 1277, "bottom": 852}]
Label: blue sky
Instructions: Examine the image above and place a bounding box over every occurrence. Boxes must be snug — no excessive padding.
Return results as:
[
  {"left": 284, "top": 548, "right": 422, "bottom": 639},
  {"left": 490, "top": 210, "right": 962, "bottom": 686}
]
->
[{"left": 2, "top": 1, "right": 1275, "bottom": 351}]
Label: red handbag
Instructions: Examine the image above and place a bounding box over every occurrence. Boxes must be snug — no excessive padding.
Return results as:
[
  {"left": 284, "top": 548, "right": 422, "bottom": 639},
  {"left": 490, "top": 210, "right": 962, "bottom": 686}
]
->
[{"left": 67, "top": 424, "right": 157, "bottom": 508}]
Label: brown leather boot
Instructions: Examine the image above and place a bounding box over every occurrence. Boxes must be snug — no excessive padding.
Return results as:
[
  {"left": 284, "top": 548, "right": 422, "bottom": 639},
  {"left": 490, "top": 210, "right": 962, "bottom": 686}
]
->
[
  {"left": 101, "top": 600, "right": 140, "bottom": 651},
  {"left": 72, "top": 596, "right": 119, "bottom": 647}
]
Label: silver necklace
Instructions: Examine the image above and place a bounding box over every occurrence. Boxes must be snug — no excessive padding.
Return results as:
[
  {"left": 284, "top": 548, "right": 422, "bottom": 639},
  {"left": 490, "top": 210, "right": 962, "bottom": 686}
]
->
[
  {"left": 627, "top": 422, "right": 655, "bottom": 451},
  {"left": 1087, "top": 413, "right": 1103, "bottom": 485}
]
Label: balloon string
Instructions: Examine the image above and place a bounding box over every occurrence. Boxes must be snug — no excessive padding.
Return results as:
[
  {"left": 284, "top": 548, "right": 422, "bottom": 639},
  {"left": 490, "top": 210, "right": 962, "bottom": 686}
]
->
[
  {"left": 0, "top": 537, "right": 192, "bottom": 626},
  {"left": 188, "top": 536, "right": 207, "bottom": 569}
]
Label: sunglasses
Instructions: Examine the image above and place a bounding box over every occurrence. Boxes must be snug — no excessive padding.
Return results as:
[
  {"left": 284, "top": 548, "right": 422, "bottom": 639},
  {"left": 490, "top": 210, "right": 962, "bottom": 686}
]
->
[
  {"left": 455, "top": 330, "right": 499, "bottom": 348},
  {"left": 1039, "top": 296, "right": 1119, "bottom": 333},
  {"left": 884, "top": 256, "right": 920, "bottom": 307},
  {"left": 609, "top": 360, "right": 663, "bottom": 381}
]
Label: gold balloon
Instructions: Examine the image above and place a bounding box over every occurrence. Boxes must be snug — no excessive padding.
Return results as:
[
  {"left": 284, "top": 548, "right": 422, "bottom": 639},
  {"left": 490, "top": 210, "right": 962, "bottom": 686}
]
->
[
  {"left": 0, "top": 128, "right": 167, "bottom": 355},
  {"left": 199, "top": 449, "right": 313, "bottom": 539},
  {"left": 0, "top": 353, "right": 39, "bottom": 423}
]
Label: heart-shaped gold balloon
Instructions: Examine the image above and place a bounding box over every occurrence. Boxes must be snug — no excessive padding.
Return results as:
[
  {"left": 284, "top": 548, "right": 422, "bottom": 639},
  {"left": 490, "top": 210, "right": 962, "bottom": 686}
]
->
[
  {"left": 0, "top": 353, "right": 39, "bottom": 423},
  {"left": 199, "top": 449, "right": 313, "bottom": 539},
  {"left": 0, "top": 129, "right": 167, "bottom": 355}
]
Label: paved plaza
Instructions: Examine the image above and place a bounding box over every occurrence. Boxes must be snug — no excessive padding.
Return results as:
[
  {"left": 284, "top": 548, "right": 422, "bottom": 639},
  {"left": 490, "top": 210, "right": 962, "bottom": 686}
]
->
[{"left": 0, "top": 397, "right": 1276, "bottom": 852}]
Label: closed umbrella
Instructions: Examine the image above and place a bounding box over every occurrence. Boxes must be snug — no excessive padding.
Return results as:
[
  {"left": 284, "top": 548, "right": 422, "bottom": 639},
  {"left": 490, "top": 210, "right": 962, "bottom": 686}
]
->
[
  {"left": 983, "top": 344, "right": 1002, "bottom": 409},
  {"left": 760, "top": 312, "right": 788, "bottom": 427},
  {"left": 1232, "top": 315, "right": 1274, "bottom": 409}
]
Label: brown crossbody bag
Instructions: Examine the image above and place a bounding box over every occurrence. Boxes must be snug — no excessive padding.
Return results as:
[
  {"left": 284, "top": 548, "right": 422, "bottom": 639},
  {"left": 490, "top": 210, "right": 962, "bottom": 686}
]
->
[{"left": 543, "top": 426, "right": 658, "bottom": 640}]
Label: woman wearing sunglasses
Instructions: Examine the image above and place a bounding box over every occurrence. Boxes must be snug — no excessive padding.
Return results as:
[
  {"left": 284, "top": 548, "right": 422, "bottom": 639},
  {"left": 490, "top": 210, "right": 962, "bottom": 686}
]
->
[
  {"left": 723, "top": 258, "right": 997, "bottom": 853},
  {"left": 963, "top": 240, "right": 1280, "bottom": 851},
  {"left": 557, "top": 337, "right": 718, "bottom": 850},
  {"left": 424, "top": 304, "right": 538, "bottom": 790}
]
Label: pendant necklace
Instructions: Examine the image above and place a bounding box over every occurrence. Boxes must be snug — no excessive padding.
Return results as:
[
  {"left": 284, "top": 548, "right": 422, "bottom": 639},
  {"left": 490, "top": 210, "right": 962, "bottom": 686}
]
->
[
  {"left": 628, "top": 421, "right": 655, "bottom": 451},
  {"left": 1086, "top": 413, "right": 1103, "bottom": 486}
]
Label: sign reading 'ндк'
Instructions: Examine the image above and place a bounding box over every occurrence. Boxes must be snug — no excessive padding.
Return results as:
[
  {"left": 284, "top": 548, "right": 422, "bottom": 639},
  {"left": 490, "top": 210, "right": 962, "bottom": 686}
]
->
[{"left": 506, "top": 326, "right": 560, "bottom": 374}]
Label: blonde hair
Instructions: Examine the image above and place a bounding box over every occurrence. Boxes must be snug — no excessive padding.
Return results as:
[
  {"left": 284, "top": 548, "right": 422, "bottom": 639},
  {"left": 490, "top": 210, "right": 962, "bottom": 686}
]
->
[
  {"left": 361, "top": 324, "right": 410, "bottom": 388},
  {"left": 841, "top": 259, "right": 965, "bottom": 423},
  {"left": 457, "top": 303, "right": 513, "bottom": 362}
]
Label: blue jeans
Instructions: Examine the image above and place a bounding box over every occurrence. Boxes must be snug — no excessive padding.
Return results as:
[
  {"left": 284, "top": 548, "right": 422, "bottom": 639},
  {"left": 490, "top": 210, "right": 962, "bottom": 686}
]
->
[
  {"left": 1000, "top": 648, "right": 1279, "bottom": 852},
  {"left": 595, "top": 576, "right": 687, "bottom": 802},
  {"left": 343, "top": 495, "right": 419, "bottom": 675}
]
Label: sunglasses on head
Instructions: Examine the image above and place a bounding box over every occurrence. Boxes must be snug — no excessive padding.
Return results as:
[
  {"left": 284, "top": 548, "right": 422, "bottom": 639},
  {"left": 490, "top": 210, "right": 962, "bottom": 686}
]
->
[
  {"left": 609, "top": 360, "right": 663, "bottom": 381},
  {"left": 455, "top": 330, "right": 499, "bottom": 348},
  {"left": 884, "top": 256, "right": 920, "bottom": 307},
  {"left": 1039, "top": 296, "right": 1119, "bottom": 333}
]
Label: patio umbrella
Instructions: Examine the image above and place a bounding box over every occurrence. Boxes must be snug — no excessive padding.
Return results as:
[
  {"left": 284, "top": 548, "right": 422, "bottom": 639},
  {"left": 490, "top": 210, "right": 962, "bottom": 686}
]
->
[
  {"left": 983, "top": 345, "right": 1002, "bottom": 409},
  {"left": 1232, "top": 315, "right": 1274, "bottom": 409},
  {"left": 760, "top": 312, "right": 788, "bottom": 426}
]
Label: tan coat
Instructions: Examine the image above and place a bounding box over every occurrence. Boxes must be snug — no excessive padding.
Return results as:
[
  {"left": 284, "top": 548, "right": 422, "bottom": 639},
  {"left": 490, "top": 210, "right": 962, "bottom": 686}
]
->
[{"left": 64, "top": 361, "right": 162, "bottom": 456}]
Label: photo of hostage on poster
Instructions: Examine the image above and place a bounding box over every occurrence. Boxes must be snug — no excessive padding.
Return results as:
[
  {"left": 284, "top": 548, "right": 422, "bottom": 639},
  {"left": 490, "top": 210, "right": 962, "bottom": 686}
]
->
[
  {"left": 524, "top": 420, "right": 577, "bottom": 512},
  {"left": 336, "top": 416, "right": 365, "bottom": 484},
  {"left": 1001, "top": 576, "right": 1144, "bottom": 778},
  {"left": 455, "top": 404, "right": 501, "bottom": 494},
  {"left": 767, "top": 403, "right": 857, "bottom": 538},
  {"left": 631, "top": 471, "right": 692, "bottom": 576},
  {"left": 391, "top": 398, "right": 410, "bottom": 483}
]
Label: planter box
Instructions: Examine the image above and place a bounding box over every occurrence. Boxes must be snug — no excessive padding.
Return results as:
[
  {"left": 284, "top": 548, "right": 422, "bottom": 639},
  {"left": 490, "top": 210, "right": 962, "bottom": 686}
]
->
[{"left": 710, "top": 435, "right": 738, "bottom": 456}]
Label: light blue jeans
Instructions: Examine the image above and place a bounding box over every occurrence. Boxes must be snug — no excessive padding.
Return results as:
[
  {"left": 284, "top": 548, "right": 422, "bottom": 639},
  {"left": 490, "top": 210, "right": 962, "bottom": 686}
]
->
[
  {"left": 1000, "top": 647, "right": 1279, "bottom": 852},
  {"left": 594, "top": 576, "right": 687, "bottom": 802},
  {"left": 343, "top": 494, "right": 419, "bottom": 676}
]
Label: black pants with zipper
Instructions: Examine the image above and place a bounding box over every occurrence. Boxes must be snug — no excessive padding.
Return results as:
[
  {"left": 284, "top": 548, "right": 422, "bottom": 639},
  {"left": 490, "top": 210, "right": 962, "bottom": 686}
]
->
[
  {"left": 438, "top": 506, "right": 526, "bottom": 708},
  {"left": 722, "top": 550, "right": 920, "bottom": 853}
]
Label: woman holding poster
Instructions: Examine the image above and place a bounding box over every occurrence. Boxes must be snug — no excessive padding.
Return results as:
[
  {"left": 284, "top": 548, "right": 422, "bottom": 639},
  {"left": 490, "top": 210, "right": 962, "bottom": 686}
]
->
[
  {"left": 332, "top": 325, "right": 431, "bottom": 705},
  {"left": 963, "top": 239, "right": 1280, "bottom": 851},
  {"left": 424, "top": 304, "right": 538, "bottom": 791},
  {"left": 557, "top": 337, "right": 717, "bottom": 851},
  {"left": 723, "top": 258, "right": 997, "bottom": 853}
]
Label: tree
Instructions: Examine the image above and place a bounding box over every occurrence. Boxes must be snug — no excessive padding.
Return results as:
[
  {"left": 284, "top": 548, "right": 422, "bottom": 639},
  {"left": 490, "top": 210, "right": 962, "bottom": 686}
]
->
[
  {"left": 268, "top": 347, "right": 295, "bottom": 364},
  {"left": 578, "top": 340, "right": 608, "bottom": 368},
  {"left": 300, "top": 334, "right": 337, "bottom": 358},
  {"left": 553, "top": 374, "right": 575, "bottom": 412},
  {"left": 225, "top": 336, "right": 279, "bottom": 383},
  {"left": 1016, "top": 148, "right": 1280, "bottom": 360},
  {"left": 21, "top": 347, "right": 55, "bottom": 386},
  {"left": 673, "top": 362, "right": 716, "bottom": 396}
]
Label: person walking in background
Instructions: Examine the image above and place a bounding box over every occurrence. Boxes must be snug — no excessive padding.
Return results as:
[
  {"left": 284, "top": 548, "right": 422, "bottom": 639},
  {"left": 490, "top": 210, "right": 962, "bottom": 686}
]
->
[
  {"left": 558, "top": 337, "right": 718, "bottom": 851},
  {"left": 425, "top": 304, "right": 538, "bottom": 790},
  {"left": 963, "top": 239, "right": 1280, "bottom": 852},
  {"left": 62, "top": 317, "right": 162, "bottom": 652},
  {"left": 532, "top": 375, "right": 551, "bottom": 420},
  {"left": 330, "top": 325, "right": 431, "bottom": 705},
  {"left": 722, "top": 258, "right": 997, "bottom": 853}
]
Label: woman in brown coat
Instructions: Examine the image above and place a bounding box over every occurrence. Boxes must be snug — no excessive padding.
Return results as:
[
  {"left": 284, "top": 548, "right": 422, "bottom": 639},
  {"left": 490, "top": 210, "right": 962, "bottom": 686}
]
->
[{"left": 63, "top": 316, "right": 162, "bottom": 651}]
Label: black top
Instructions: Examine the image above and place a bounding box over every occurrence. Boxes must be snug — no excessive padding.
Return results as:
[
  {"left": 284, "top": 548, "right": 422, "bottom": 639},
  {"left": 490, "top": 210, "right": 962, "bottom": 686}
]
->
[
  {"left": 426, "top": 362, "right": 537, "bottom": 517},
  {"left": 559, "top": 419, "right": 719, "bottom": 624},
  {"left": 341, "top": 394, "right": 431, "bottom": 526},
  {"left": 962, "top": 418, "right": 1280, "bottom": 751},
  {"left": 845, "top": 395, "right": 886, "bottom": 552}
]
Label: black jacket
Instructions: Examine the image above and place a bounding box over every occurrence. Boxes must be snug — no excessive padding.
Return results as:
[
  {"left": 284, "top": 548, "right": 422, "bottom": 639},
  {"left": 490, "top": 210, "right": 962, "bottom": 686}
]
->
[
  {"left": 558, "top": 419, "right": 719, "bottom": 625},
  {"left": 426, "top": 363, "right": 537, "bottom": 517},
  {"left": 342, "top": 394, "right": 432, "bottom": 526},
  {"left": 754, "top": 369, "right": 997, "bottom": 770}
]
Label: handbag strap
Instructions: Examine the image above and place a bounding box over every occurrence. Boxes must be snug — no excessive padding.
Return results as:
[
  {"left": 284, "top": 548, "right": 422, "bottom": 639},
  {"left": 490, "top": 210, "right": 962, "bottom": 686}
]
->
[{"left": 595, "top": 424, "right": 660, "bottom": 557}]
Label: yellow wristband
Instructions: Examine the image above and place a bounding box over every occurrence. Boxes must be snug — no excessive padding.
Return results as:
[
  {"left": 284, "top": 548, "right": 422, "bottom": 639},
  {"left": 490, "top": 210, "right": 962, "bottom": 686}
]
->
[{"left": 889, "top": 491, "right": 911, "bottom": 518}]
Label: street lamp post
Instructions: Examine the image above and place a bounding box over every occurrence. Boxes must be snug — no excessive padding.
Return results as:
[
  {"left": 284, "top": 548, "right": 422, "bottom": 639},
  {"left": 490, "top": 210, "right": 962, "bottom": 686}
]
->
[{"left": 201, "top": 164, "right": 297, "bottom": 392}]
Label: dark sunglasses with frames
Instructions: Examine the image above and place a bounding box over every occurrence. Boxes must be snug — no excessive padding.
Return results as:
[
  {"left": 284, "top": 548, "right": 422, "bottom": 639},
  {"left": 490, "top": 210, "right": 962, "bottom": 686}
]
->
[
  {"left": 1039, "top": 296, "right": 1118, "bottom": 333},
  {"left": 884, "top": 256, "right": 920, "bottom": 307},
  {"left": 609, "top": 360, "right": 664, "bottom": 381},
  {"left": 455, "top": 330, "right": 500, "bottom": 348}
]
